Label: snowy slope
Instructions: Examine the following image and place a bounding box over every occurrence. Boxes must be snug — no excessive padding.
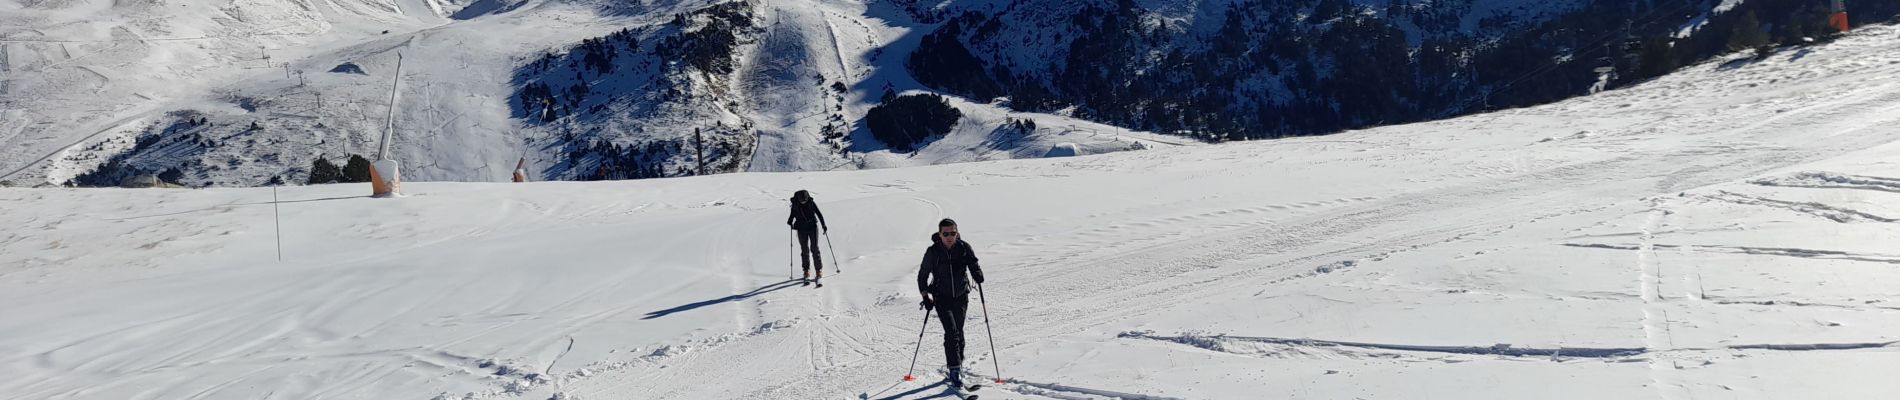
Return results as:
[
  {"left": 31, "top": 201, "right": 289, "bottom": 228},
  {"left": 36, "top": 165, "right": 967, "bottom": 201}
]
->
[
  {"left": 0, "top": 0, "right": 1190, "bottom": 187},
  {"left": 0, "top": 0, "right": 464, "bottom": 184},
  {"left": 7, "top": 20, "right": 1900, "bottom": 400}
]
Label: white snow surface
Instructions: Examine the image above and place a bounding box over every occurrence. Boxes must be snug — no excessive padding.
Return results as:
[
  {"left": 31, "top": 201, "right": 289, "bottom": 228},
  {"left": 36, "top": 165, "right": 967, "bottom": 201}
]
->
[
  {"left": 0, "top": 0, "right": 1189, "bottom": 186},
  {"left": 8, "top": 22, "right": 1900, "bottom": 400},
  {"left": 0, "top": 0, "right": 594, "bottom": 185}
]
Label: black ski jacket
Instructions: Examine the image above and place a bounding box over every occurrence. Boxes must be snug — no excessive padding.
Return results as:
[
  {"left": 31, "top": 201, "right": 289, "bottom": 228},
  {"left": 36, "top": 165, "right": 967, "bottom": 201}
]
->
[
  {"left": 918, "top": 233, "right": 984, "bottom": 299},
  {"left": 788, "top": 200, "right": 827, "bottom": 231}
]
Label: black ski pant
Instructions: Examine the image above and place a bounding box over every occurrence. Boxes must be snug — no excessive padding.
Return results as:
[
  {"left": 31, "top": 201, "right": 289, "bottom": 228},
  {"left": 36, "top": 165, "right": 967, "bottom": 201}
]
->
[
  {"left": 796, "top": 227, "right": 822, "bottom": 272},
  {"left": 934, "top": 295, "right": 969, "bottom": 368}
]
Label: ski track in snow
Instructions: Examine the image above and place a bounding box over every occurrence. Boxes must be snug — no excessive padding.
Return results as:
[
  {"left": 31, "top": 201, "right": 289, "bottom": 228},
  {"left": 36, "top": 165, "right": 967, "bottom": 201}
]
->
[
  {"left": 1565, "top": 242, "right": 1900, "bottom": 266},
  {"left": 1753, "top": 171, "right": 1900, "bottom": 194},
  {"left": 1118, "top": 331, "right": 1900, "bottom": 361},
  {"left": 1699, "top": 190, "right": 1896, "bottom": 223},
  {"left": 1635, "top": 199, "right": 1686, "bottom": 400}
]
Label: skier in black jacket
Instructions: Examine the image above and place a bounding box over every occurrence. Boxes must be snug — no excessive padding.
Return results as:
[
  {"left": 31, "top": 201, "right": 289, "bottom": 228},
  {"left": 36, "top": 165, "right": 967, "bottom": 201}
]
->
[
  {"left": 917, "top": 218, "right": 984, "bottom": 391},
  {"left": 787, "top": 190, "right": 828, "bottom": 280}
]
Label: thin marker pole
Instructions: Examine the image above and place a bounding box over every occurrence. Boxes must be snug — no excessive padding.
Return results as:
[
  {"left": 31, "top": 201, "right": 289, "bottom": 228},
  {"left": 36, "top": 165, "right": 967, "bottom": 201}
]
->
[{"left": 272, "top": 185, "right": 283, "bottom": 261}]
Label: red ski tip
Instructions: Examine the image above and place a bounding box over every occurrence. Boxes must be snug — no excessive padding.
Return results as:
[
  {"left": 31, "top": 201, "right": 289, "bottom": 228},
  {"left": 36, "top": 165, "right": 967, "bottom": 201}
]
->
[{"left": 902, "top": 375, "right": 915, "bottom": 381}]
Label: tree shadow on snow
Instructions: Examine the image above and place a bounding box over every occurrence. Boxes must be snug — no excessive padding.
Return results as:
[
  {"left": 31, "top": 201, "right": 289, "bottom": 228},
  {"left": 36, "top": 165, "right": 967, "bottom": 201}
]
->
[
  {"left": 1789, "top": 48, "right": 1814, "bottom": 62},
  {"left": 1718, "top": 56, "right": 1763, "bottom": 71},
  {"left": 642, "top": 279, "right": 804, "bottom": 320}
]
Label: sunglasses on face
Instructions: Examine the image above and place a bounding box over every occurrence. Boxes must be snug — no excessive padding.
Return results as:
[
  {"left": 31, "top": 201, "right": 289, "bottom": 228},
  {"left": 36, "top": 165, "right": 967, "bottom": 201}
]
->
[{"left": 940, "top": 231, "right": 958, "bottom": 237}]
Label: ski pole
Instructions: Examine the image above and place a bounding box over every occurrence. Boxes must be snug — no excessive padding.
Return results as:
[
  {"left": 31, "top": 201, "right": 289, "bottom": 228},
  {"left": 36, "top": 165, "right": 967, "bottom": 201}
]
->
[
  {"left": 788, "top": 230, "right": 795, "bottom": 280},
  {"left": 977, "top": 282, "right": 1003, "bottom": 384},
  {"left": 823, "top": 231, "right": 842, "bottom": 274},
  {"left": 904, "top": 307, "right": 931, "bottom": 382}
]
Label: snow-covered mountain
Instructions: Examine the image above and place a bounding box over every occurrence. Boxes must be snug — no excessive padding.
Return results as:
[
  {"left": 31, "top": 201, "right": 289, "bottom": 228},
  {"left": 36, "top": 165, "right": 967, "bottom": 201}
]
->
[
  {"left": 0, "top": 0, "right": 1181, "bottom": 187},
  {"left": 7, "top": 20, "right": 1900, "bottom": 399},
  {"left": 1, "top": 0, "right": 1888, "bottom": 187},
  {"left": 905, "top": 0, "right": 1888, "bottom": 140}
]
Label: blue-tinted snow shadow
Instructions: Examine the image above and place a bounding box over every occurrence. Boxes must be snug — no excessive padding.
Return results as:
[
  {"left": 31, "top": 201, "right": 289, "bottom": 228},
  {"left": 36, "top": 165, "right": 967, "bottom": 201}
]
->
[
  {"left": 864, "top": 380, "right": 954, "bottom": 400},
  {"left": 1789, "top": 48, "right": 1814, "bottom": 62},
  {"left": 642, "top": 279, "right": 804, "bottom": 320}
]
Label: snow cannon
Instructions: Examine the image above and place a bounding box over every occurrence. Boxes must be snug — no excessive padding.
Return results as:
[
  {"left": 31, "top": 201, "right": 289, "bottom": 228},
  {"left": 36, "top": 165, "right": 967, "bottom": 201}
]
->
[
  {"left": 512, "top": 158, "right": 528, "bottom": 183},
  {"left": 370, "top": 159, "right": 401, "bottom": 197},
  {"left": 370, "top": 53, "right": 405, "bottom": 198}
]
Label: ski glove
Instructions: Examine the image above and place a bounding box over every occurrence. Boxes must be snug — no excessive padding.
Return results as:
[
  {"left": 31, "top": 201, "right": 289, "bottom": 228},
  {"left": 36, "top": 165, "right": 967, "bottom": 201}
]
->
[{"left": 920, "top": 298, "right": 934, "bottom": 310}]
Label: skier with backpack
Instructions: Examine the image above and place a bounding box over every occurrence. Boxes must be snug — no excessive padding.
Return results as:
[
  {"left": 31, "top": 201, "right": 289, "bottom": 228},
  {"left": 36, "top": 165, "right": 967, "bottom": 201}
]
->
[
  {"left": 917, "top": 218, "right": 986, "bottom": 397},
  {"left": 787, "top": 190, "right": 828, "bottom": 282}
]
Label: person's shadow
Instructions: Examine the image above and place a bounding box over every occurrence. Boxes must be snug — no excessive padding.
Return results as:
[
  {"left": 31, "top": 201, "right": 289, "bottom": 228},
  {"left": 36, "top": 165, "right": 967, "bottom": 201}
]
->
[
  {"left": 864, "top": 380, "right": 960, "bottom": 400},
  {"left": 642, "top": 279, "right": 803, "bottom": 320}
]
